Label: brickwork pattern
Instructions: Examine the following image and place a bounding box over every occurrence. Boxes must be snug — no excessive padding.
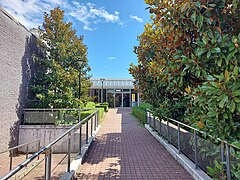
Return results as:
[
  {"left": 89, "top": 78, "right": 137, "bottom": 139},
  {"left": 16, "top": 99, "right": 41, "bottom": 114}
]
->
[
  {"left": 0, "top": 8, "right": 37, "bottom": 151},
  {"left": 77, "top": 108, "right": 194, "bottom": 179}
]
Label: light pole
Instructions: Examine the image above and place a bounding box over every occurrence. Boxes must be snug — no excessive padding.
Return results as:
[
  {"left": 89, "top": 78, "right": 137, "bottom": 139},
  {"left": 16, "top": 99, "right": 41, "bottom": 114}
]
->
[
  {"left": 100, "top": 78, "right": 105, "bottom": 103},
  {"left": 78, "top": 60, "right": 86, "bottom": 100}
]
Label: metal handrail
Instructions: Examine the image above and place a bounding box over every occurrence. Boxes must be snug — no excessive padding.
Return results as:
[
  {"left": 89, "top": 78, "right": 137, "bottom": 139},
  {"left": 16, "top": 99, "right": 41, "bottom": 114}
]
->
[
  {"left": 0, "top": 139, "right": 41, "bottom": 172},
  {"left": 0, "top": 139, "right": 40, "bottom": 155},
  {"left": 1, "top": 109, "right": 99, "bottom": 180},
  {"left": 24, "top": 108, "right": 98, "bottom": 111},
  {"left": 146, "top": 109, "right": 240, "bottom": 150},
  {"left": 146, "top": 109, "right": 240, "bottom": 180}
]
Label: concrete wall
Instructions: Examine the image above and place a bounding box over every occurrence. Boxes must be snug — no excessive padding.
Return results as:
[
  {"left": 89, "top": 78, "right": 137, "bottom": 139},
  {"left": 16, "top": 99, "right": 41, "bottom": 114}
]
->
[
  {"left": 19, "top": 125, "right": 86, "bottom": 153},
  {"left": 0, "top": 8, "right": 37, "bottom": 151}
]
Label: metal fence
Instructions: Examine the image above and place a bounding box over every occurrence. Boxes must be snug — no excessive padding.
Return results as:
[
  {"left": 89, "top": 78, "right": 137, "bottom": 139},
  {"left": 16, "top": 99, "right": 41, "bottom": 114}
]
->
[
  {"left": 146, "top": 109, "right": 240, "bottom": 180},
  {"left": 24, "top": 108, "right": 95, "bottom": 124},
  {"left": 1, "top": 108, "right": 99, "bottom": 180},
  {"left": 0, "top": 139, "right": 40, "bottom": 173}
]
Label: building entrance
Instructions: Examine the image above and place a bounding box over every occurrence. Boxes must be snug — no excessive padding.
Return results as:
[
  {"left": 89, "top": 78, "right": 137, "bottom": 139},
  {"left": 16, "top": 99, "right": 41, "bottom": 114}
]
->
[
  {"left": 114, "top": 93, "right": 130, "bottom": 107},
  {"left": 115, "top": 93, "right": 122, "bottom": 107},
  {"left": 123, "top": 93, "right": 130, "bottom": 107}
]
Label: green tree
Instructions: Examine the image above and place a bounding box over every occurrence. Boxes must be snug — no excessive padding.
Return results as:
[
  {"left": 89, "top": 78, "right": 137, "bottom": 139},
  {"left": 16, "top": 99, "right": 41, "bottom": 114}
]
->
[
  {"left": 29, "top": 7, "right": 91, "bottom": 108},
  {"left": 130, "top": 0, "right": 240, "bottom": 138}
]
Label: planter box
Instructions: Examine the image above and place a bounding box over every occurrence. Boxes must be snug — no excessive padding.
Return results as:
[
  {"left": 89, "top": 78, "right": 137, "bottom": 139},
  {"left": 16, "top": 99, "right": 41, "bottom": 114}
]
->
[{"left": 19, "top": 125, "right": 86, "bottom": 153}]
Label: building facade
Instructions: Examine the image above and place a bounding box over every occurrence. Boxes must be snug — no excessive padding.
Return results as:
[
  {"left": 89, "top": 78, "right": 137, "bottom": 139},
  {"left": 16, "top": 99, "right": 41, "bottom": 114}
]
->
[
  {"left": 0, "top": 8, "right": 37, "bottom": 151},
  {"left": 89, "top": 78, "right": 140, "bottom": 108}
]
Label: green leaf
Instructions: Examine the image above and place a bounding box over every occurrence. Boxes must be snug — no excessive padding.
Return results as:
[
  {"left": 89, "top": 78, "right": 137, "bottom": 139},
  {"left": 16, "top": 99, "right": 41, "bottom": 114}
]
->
[
  {"left": 195, "top": 1, "right": 201, "bottom": 8},
  {"left": 211, "top": 47, "right": 221, "bottom": 53},
  {"left": 207, "top": 111, "right": 218, "bottom": 117},
  {"left": 208, "top": 3, "right": 216, "bottom": 7},
  {"left": 191, "top": 11, "right": 197, "bottom": 23},
  {"left": 227, "top": 49, "right": 238, "bottom": 61},
  {"left": 207, "top": 75, "right": 215, "bottom": 81},
  {"left": 234, "top": 97, "right": 240, "bottom": 103},
  {"left": 219, "top": 95, "right": 228, "bottom": 108},
  {"left": 232, "top": 90, "right": 240, "bottom": 97},
  {"left": 198, "top": 15, "right": 204, "bottom": 28},
  {"left": 173, "top": 54, "right": 180, "bottom": 60},
  {"left": 234, "top": 66, "right": 239, "bottom": 76},
  {"left": 203, "top": 36, "right": 208, "bottom": 45},
  {"left": 232, "top": 36, "right": 237, "bottom": 43},
  {"left": 207, "top": 50, "right": 211, "bottom": 58},
  {"left": 229, "top": 100, "right": 236, "bottom": 113},
  {"left": 217, "top": 56, "right": 223, "bottom": 66},
  {"left": 197, "top": 49, "right": 207, "bottom": 56}
]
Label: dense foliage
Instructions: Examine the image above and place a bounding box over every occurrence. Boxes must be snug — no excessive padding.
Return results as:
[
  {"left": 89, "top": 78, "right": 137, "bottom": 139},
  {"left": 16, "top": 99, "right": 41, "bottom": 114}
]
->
[
  {"left": 130, "top": 0, "right": 239, "bottom": 141},
  {"left": 28, "top": 7, "right": 91, "bottom": 108}
]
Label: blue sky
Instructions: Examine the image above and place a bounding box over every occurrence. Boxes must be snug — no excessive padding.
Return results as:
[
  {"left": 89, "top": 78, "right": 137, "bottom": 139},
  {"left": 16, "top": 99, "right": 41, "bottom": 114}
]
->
[{"left": 0, "top": 0, "right": 150, "bottom": 78}]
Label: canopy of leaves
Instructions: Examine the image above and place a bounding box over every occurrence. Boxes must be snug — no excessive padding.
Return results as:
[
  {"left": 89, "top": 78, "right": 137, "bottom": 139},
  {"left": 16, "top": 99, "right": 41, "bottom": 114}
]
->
[
  {"left": 29, "top": 7, "right": 92, "bottom": 108},
  {"left": 130, "top": 0, "right": 239, "bottom": 141}
]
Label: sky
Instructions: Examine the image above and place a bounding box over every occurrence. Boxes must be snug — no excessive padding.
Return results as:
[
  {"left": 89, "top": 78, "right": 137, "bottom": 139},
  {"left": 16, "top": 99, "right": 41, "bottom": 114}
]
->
[{"left": 0, "top": 0, "right": 150, "bottom": 78}]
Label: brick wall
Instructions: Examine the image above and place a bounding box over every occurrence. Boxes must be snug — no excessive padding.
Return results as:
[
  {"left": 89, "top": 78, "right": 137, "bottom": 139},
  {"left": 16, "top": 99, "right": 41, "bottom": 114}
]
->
[{"left": 0, "top": 8, "right": 37, "bottom": 151}]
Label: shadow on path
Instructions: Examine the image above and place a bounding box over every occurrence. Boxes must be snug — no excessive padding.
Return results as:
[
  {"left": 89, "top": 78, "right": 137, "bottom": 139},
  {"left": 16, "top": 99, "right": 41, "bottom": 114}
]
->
[{"left": 76, "top": 108, "right": 193, "bottom": 179}]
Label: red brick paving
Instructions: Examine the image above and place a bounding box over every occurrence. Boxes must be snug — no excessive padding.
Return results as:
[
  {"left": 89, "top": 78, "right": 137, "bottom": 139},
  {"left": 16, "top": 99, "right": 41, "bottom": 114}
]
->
[{"left": 77, "top": 108, "right": 193, "bottom": 180}]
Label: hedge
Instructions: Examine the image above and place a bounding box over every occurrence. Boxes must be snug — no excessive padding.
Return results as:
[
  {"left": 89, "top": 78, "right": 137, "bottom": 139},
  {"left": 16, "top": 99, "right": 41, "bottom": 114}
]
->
[
  {"left": 132, "top": 106, "right": 147, "bottom": 124},
  {"left": 80, "top": 108, "right": 104, "bottom": 121},
  {"left": 139, "top": 103, "right": 152, "bottom": 111},
  {"left": 95, "top": 104, "right": 108, "bottom": 112}
]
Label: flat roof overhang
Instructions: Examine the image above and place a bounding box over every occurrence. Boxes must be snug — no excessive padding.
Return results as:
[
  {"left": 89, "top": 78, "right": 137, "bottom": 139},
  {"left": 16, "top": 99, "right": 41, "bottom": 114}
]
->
[{"left": 90, "top": 78, "right": 134, "bottom": 89}]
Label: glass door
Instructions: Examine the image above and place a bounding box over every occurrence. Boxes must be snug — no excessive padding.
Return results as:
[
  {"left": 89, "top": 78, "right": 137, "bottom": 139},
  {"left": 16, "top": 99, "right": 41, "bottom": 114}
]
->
[
  {"left": 123, "top": 93, "right": 130, "bottom": 107},
  {"left": 107, "top": 92, "right": 114, "bottom": 108},
  {"left": 115, "top": 93, "right": 122, "bottom": 107}
]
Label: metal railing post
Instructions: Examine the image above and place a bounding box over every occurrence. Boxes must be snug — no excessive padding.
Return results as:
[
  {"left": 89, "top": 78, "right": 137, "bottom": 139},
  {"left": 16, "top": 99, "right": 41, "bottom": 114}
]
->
[
  {"left": 159, "top": 119, "right": 162, "bottom": 136},
  {"left": 167, "top": 119, "right": 170, "bottom": 143},
  {"left": 226, "top": 143, "right": 231, "bottom": 180},
  {"left": 79, "top": 125, "right": 82, "bottom": 155},
  {"left": 91, "top": 117, "right": 93, "bottom": 137},
  {"left": 78, "top": 110, "right": 81, "bottom": 123},
  {"left": 150, "top": 113, "right": 152, "bottom": 127},
  {"left": 94, "top": 113, "right": 97, "bottom": 130},
  {"left": 45, "top": 148, "right": 52, "bottom": 180},
  {"left": 38, "top": 140, "right": 41, "bottom": 160},
  {"left": 96, "top": 111, "right": 99, "bottom": 126},
  {"left": 9, "top": 150, "right": 13, "bottom": 171},
  {"left": 146, "top": 111, "right": 149, "bottom": 125},
  {"left": 220, "top": 142, "right": 225, "bottom": 169},
  {"left": 26, "top": 144, "right": 29, "bottom": 159},
  {"left": 86, "top": 120, "right": 89, "bottom": 144},
  {"left": 178, "top": 123, "right": 181, "bottom": 154},
  {"left": 194, "top": 130, "right": 198, "bottom": 169},
  {"left": 67, "top": 133, "right": 71, "bottom": 172},
  {"left": 153, "top": 115, "right": 156, "bottom": 130}
]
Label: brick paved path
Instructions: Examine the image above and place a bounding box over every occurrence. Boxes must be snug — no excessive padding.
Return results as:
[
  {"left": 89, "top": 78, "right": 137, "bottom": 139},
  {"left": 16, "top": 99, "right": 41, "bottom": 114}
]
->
[{"left": 77, "top": 108, "right": 193, "bottom": 180}]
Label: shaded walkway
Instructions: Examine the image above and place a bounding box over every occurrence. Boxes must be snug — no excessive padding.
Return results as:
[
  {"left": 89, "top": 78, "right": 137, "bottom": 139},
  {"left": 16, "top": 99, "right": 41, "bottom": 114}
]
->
[{"left": 77, "top": 108, "right": 193, "bottom": 179}]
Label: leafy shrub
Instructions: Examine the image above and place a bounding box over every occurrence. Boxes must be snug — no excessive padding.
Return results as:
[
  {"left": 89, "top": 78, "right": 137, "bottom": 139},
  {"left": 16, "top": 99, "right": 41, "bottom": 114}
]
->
[
  {"left": 80, "top": 110, "right": 95, "bottom": 120},
  {"left": 85, "top": 102, "right": 96, "bottom": 108},
  {"left": 96, "top": 107, "right": 104, "bottom": 120},
  {"left": 139, "top": 102, "right": 152, "bottom": 111},
  {"left": 132, "top": 106, "right": 147, "bottom": 124},
  {"left": 96, "top": 103, "right": 108, "bottom": 112},
  {"left": 101, "top": 102, "right": 109, "bottom": 105},
  {"left": 80, "top": 107, "right": 104, "bottom": 121}
]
